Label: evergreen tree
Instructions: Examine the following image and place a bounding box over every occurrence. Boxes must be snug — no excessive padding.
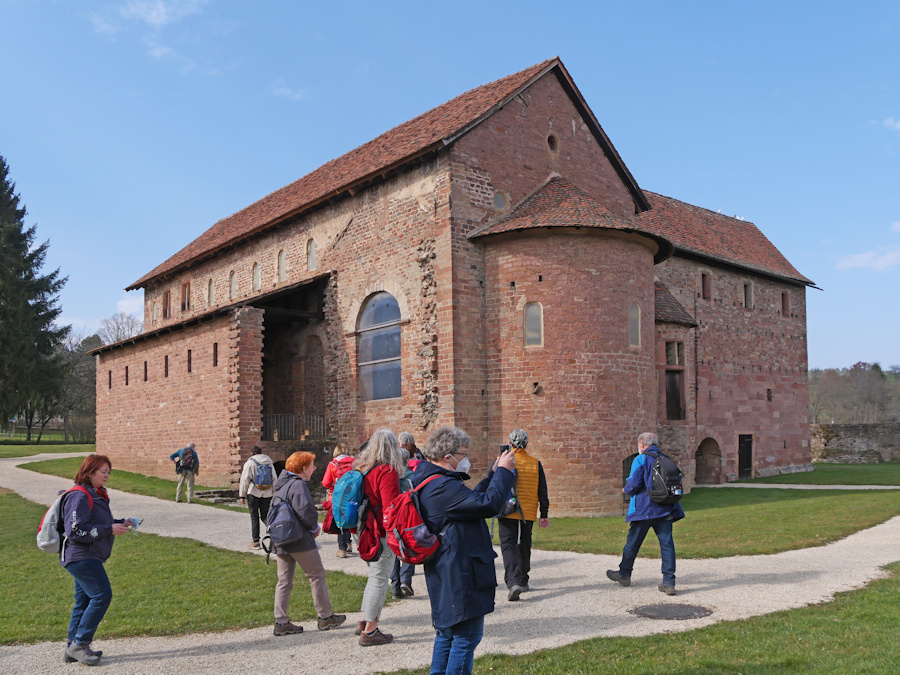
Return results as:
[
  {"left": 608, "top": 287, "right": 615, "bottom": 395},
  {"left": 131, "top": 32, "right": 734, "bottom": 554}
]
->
[{"left": 0, "top": 154, "right": 69, "bottom": 429}]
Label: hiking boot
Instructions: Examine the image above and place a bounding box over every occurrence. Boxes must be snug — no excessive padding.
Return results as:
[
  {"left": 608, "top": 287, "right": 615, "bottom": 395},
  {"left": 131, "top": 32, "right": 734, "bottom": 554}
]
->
[
  {"left": 336, "top": 549, "right": 348, "bottom": 558},
  {"left": 355, "top": 620, "right": 366, "bottom": 635},
  {"left": 507, "top": 585, "right": 523, "bottom": 602},
  {"left": 273, "top": 621, "right": 304, "bottom": 636},
  {"left": 606, "top": 570, "right": 631, "bottom": 587},
  {"left": 64, "top": 642, "right": 100, "bottom": 665},
  {"left": 400, "top": 582, "right": 414, "bottom": 597},
  {"left": 391, "top": 590, "right": 403, "bottom": 600},
  {"left": 250, "top": 541, "right": 261, "bottom": 550},
  {"left": 317, "top": 613, "right": 347, "bottom": 631},
  {"left": 658, "top": 584, "right": 677, "bottom": 596},
  {"left": 358, "top": 628, "right": 393, "bottom": 646},
  {"left": 65, "top": 642, "right": 102, "bottom": 662},
  {"left": 521, "top": 584, "right": 530, "bottom": 593}
]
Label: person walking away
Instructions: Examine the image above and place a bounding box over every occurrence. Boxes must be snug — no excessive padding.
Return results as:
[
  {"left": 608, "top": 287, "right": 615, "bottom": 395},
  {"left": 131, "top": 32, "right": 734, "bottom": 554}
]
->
[
  {"left": 413, "top": 425, "right": 517, "bottom": 675},
  {"left": 353, "top": 429, "right": 405, "bottom": 646},
  {"left": 497, "top": 429, "right": 549, "bottom": 601},
  {"left": 169, "top": 442, "right": 199, "bottom": 503},
  {"left": 271, "top": 451, "right": 347, "bottom": 635},
  {"left": 60, "top": 454, "right": 135, "bottom": 665},
  {"left": 390, "top": 438, "right": 421, "bottom": 598},
  {"left": 606, "top": 432, "right": 685, "bottom": 595},
  {"left": 322, "top": 443, "right": 356, "bottom": 558},
  {"left": 239, "top": 447, "right": 276, "bottom": 549}
]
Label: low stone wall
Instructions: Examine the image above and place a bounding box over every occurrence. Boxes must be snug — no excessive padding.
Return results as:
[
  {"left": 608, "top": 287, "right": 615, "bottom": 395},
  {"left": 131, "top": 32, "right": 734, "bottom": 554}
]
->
[{"left": 811, "top": 424, "right": 900, "bottom": 464}]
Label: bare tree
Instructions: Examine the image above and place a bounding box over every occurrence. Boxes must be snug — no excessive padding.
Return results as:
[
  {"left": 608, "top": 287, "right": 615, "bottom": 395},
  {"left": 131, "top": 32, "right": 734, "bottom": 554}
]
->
[{"left": 98, "top": 311, "right": 143, "bottom": 345}]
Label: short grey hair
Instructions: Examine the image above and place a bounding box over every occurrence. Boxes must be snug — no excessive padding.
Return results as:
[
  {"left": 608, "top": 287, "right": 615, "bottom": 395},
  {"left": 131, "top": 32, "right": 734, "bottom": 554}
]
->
[
  {"left": 188, "top": 442, "right": 195, "bottom": 449},
  {"left": 398, "top": 432, "right": 416, "bottom": 446},
  {"left": 638, "top": 432, "right": 658, "bottom": 447},
  {"left": 422, "top": 426, "right": 472, "bottom": 462}
]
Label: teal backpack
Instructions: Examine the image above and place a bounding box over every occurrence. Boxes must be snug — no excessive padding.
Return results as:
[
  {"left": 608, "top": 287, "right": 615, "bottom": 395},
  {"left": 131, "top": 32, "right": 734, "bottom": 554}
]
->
[{"left": 331, "top": 468, "right": 370, "bottom": 529}]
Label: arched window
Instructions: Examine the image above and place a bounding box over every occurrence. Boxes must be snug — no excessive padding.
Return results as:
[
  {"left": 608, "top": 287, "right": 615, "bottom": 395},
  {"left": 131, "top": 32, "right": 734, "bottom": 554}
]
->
[
  {"left": 358, "top": 292, "right": 401, "bottom": 401},
  {"left": 629, "top": 303, "right": 641, "bottom": 347},
  {"left": 278, "top": 249, "right": 286, "bottom": 281},
  {"left": 207, "top": 279, "right": 215, "bottom": 305},
  {"left": 252, "top": 262, "right": 260, "bottom": 291},
  {"left": 524, "top": 302, "right": 543, "bottom": 346},
  {"left": 307, "top": 239, "right": 317, "bottom": 271},
  {"left": 229, "top": 271, "right": 236, "bottom": 300}
]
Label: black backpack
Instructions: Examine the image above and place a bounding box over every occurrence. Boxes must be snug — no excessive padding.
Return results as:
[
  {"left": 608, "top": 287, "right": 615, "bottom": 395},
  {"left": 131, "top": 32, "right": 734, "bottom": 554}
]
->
[
  {"left": 647, "top": 450, "right": 684, "bottom": 505},
  {"left": 179, "top": 450, "right": 194, "bottom": 471}
]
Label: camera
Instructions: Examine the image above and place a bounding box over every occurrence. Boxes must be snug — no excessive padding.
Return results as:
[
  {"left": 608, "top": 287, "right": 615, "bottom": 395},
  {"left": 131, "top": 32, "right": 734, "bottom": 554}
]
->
[{"left": 500, "top": 444, "right": 510, "bottom": 453}]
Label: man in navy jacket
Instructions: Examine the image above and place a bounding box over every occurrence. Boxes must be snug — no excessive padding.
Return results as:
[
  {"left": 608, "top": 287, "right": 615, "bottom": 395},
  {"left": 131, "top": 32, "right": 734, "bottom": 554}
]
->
[
  {"left": 606, "top": 432, "right": 685, "bottom": 595},
  {"left": 413, "top": 426, "right": 516, "bottom": 675}
]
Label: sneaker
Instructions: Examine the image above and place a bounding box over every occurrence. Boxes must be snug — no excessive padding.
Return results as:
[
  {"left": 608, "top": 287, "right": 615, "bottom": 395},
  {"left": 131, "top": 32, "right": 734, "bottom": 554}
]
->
[
  {"left": 250, "top": 541, "right": 261, "bottom": 549},
  {"left": 658, "top": 584, "right": 677, "bottom": 596},
  {"left": 273, "top": 621, "right": 304, "bottom": 636},
  {"left": 507, "top": 585, "right": 523, "bottom": 602},
  {"left": 64, "top": 642, "right": 100, "bottom": 665},
  {"left": 355, "top": 620, "right": 366, "bottom": 636},
  {"left": 358, "top": 628, "right": 393, "bottom": 646},
  {"left": 64, "top": 642, "right": 102, "bottom": 662},
  {"left": 336, "top": 549, "right": 348, "bottom": 558},
  {"left": 400, "top": 582, "right": 414, "bottom": 597},
  {"left": 391, "top": 590, "right": 403, "bottom": 599},
  {"left": 521, "top": 584, "right": 530, "bottom": 593},
  {"left": 606, "top": 570, "right": 632, "bottom": 587},
  {"left": 317, "top": 613, "right": 347, "bottom": 631}
]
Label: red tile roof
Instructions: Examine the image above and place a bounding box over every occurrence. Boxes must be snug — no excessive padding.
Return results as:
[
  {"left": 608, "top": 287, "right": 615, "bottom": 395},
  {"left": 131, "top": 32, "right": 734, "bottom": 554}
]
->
[
  {"left": 654, "top": 281, "right": 697, "bottom": 326},
  {"left": 638, "top": 192, "right": 812, "bottom": 285},
  {"left": 468, "top": 176, "right": 673, "bottom": 263},
  {"left": 128, "top": 58, "right": 567, "bottom": 290}
]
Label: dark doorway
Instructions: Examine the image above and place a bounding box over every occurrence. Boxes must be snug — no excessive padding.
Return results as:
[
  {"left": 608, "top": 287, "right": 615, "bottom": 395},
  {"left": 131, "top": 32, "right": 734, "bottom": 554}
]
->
[
  {"left": 738, "top": 435, "right": 753, "bottom": 479},
  {"left": 695, "top": 438, "right": 722, "bottom": 484},
  {"left": 623, "top": 453, "right": 638, "bottom": 503}
]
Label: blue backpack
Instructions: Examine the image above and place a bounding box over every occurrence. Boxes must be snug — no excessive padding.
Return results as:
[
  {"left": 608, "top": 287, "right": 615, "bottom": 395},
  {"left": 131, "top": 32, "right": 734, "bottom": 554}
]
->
[
  {"left": 250, "top": 458, "right": 274, "bottom": 490},
  {"left": 331, "top": 468, "right": 370, "bottom": 530}
]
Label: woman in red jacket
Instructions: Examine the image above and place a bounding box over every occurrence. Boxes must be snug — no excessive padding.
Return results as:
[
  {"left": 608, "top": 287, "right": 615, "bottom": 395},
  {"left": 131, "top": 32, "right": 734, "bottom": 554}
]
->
[
  {"left": 353, "top": 429, "right": 404, "bottom": 646},
  {"left": 322, "top": 443, "right": 356, "bottom": 558}
]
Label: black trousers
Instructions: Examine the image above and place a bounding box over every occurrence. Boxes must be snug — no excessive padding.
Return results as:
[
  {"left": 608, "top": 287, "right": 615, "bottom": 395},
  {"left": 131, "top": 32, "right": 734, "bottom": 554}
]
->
[
  {"left": 498, "top": 517, "right": 534, "bottom": 589},
  {"left": 247, "top": 494, "right": 272, "bottom": 543}
]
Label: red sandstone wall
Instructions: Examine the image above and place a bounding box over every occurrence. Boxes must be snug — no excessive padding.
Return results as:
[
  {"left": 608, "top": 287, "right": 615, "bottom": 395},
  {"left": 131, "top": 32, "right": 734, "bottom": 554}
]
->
[
  {"left": 96, "top": 308, "right": 264, "bottom": 486},
  {"left": 482, "top": 231, "right": 659, "bottom": 516},
  {"left": 655, "top": 257, "right": 811, "bottom": 478}
]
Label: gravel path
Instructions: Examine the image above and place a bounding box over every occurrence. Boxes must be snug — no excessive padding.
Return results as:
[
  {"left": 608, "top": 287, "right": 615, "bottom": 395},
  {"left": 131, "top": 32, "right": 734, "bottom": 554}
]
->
[{"left": 3, "top": 453, "right": 900, "bottom": 674}]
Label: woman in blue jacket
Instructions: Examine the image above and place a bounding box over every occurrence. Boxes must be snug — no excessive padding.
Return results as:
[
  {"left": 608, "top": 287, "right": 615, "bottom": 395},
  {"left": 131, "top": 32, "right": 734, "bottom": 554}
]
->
[
  {"left": 412, "top": 426, "right": 516, "bottom": 675},
  {"left": 60, "top": 454, "right": 133, "bottom": 665}
]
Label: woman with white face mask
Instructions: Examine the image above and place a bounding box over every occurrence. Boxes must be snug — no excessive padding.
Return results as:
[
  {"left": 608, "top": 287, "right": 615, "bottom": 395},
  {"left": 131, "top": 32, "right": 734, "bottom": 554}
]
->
[{"left": 411, "top": 426, "right": 517, "bottom": 675}]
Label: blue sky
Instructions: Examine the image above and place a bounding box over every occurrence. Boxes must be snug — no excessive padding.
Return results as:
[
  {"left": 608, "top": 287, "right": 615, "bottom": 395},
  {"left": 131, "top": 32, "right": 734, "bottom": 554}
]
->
[{"left": 1, "top": 1, "right": 898, "bottom": 369}]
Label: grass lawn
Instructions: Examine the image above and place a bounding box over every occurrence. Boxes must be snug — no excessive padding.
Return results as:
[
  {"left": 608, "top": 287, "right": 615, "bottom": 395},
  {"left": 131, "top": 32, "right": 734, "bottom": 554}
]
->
[
  {"left": 18, "top": 456, "right": 245, "bottom": 512},
  {"left": 513, "top": 487, "right": 900, "bottom": 558},
  {"left": 0, "top": 488, "right": 369, "bottom": 644},
  {"left": 739, "top": 462, "right": 900, "bottom": 486},
  {"left": 394, "top": 561, "right": 900, "bottom": 674},
  {"left": 0, "top": 444, "right": 95, "bottom": 459}
]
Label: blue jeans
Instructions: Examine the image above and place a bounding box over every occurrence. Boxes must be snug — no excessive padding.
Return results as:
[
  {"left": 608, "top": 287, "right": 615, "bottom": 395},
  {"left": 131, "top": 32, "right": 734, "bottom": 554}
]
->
[
  {"left": 65, "top": 559, "right": 113, "bottom": 644},
  {"left": 390, "top": 557, "right": 415, "bottom": 594},
  {"left": 430, "top": 615, "right": 484, "bottom": 675},
  {"left": 619, "top": 517, "right": 676, "bottom": 586}
]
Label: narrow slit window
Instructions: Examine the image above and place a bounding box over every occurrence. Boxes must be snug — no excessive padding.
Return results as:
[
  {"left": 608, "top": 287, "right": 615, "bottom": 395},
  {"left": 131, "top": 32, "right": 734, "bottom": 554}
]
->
[
  {"left": 278, "top": 249, "right": 286, "bottom": 281},
  {"left": 208, "top": 279, "right": 215, "bottom": 305},
  {"left": 162, "top": 291, "right": 171, "bottom": 319},
  {"left": 164, "top": 355, "right": 169, "bottom": 378},
  {"left": 108, "top": 370, "right": 112, "bottom": 389},
  {"left": 781, "top": 292, "right": 790, "bottom": 316},
  {"left": 125, "top": 366, "right": 129, "bottom": 386},
  {"left": 181, "top": 281, "right": 191, "bottom": 312},
  {"left": 187, "top": 349, "right": 192, "bottom": 373},
  {"left": 213, "top": 342, "right": 218, "bottom": 367},
  {"left": 701, "top": 273, "right": 711, "bottom": 300},
  {"left": 525, "top": 302, "right": 543, "bottom": 346},
  {"left": 629, "top": 303, "right": 641, "bottom": 347},
  {"left": 743, "top": 282, "right": 753, "bottom": 309},
  {"left": 252, "top": 263, "right": 260, "bottom": 291},
  {"left": 307, "top": 239, "right": 317, "bottom": 271},
  {"left": 229, "top": 271, "right": 236, "bottom": 300},
  {"left": 144, "top": 361, "right": 148, "bottom": 382}
]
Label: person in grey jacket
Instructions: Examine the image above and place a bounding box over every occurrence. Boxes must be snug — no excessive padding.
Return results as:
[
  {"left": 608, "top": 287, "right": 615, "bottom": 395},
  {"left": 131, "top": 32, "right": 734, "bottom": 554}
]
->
[
  {"left": 60, "top": 454, "right": 134, "bottom": 665},
  {"left": 271, "top": 451, "right": 346, "bottom": 636},
  {"left": 169, "top": 442, "right": 199, "bottom": 503},
  {"left": 239, "top": 447, "right": 276, "bottom": 549}
]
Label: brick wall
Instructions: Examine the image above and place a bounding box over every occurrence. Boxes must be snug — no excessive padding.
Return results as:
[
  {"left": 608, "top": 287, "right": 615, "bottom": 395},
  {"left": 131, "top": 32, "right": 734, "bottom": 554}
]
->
[{"left": 655, "top": 257, "right": 812, "bottom": 479}]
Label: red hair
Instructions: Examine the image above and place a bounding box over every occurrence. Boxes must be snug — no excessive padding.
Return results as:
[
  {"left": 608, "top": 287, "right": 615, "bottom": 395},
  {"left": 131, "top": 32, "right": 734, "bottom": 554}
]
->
[
  {"left": 74, "top": 454, "right": 112, "bottom": 486},
  {"left": 285, "top": 451, "right": 315, "bottom": 475}
]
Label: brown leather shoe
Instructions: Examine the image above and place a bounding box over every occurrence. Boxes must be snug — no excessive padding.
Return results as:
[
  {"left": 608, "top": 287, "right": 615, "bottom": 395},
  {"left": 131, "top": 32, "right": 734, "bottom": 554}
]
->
[
  {"left": 355, "top": 620, "right": 366, "bottom": 635},
  {"left": 358, "top": 628, "right": 393, "bottom": 646}
]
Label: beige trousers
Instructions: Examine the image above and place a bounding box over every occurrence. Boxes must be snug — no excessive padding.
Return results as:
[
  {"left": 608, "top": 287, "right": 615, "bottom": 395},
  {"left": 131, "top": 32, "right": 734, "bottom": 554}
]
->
[
  {"left": 175, "top": 471, "right": 195, "bottom": 502},
  {"left": 274, "top": 548, "right": 333, "bottom": 623}
]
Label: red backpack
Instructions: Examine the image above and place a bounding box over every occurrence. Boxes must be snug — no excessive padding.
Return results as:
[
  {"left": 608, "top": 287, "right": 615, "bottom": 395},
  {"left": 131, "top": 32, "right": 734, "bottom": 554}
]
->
[{"left": 385, "top": 475, "right": 442, "bottom": 565}]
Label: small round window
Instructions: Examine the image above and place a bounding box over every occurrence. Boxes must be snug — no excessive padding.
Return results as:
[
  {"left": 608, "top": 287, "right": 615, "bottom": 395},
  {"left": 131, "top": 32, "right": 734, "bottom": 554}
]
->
[
  {"left": 493, "top": 192, "right": 509, "bottom": 211},
  {"left": 547, "top": 134, "right": 559, "bottom": 152}
]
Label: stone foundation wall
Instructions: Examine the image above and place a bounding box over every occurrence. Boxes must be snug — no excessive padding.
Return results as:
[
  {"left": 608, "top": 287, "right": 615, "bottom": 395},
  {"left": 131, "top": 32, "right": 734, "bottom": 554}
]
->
[{"left": 811, "top": 424, "right": 900, "bottom": 463}]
